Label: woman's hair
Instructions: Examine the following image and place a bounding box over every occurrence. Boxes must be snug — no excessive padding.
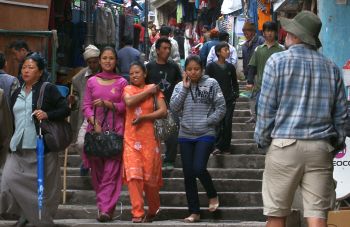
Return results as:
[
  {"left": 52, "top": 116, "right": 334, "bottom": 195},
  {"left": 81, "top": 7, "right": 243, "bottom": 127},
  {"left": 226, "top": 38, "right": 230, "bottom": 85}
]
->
[
  {"left": 130, "top": 61, "right": 148, "bottom": 85},
  {"left": 185, "top": 55, "right": 203, "bottom": 70},
  {"left": 23, "top": 52, "right": 46, "bottom": 71},
  {"left": 130, "top": 61, "right": 146, "bottom": 73},
  {"left": 99, "top": 46, "right": 118, "bottom": 73},
  {"left": 99, "top": 46, "right": 117, "bottom": 59}
]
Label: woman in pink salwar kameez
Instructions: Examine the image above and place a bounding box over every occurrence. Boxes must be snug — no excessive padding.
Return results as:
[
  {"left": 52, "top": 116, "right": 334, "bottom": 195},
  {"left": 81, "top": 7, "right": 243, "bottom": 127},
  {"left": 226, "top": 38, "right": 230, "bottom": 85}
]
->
[{"left": 83, "top": 46, "right": 128, "bottom": 222}]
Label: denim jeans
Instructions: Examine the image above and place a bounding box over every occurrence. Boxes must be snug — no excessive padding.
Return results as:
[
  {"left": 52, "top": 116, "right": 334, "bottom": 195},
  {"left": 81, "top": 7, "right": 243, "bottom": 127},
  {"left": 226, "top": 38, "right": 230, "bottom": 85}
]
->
[{"left": 180, "top": 141, "right": 217, "bottom": 214}]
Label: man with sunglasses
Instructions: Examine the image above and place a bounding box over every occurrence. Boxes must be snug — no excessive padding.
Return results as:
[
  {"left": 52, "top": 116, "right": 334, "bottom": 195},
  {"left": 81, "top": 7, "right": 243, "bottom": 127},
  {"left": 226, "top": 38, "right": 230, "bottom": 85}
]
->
[{"left": 146, "top": 37, "right": 182, "bottom": 171}]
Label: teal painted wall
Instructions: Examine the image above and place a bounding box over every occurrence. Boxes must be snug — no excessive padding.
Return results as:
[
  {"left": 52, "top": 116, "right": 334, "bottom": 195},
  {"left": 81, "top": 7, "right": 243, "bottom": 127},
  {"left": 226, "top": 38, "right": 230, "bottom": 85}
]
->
[{"left": 318, "top": 1, "right": 350, "bottom": 68}]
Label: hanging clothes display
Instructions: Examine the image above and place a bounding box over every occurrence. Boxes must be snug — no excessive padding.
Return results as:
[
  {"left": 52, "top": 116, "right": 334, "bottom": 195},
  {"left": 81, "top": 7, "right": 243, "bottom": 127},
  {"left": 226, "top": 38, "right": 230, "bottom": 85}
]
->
[
  {"left": 177, "top": 1, "right": 183, "bottom": 24},
  {"left": 182, "top": 0, "right": 197, "bottom": 22},
  {"left": 95, "top": 7, "right": 116, "bottom": 46},
  {"left": 133, "top": 23, "right": 141, "bottom": 49},
  {"left": 257, "top": 0, "right": 272, "bottom": 31},
  {"left": 248, "top": 0, "right": 258, "bottom": 28},
  {"left": 221, "top": 0, "right": 242, "bottom": 15},
  {"left": 124, "top": 14, "right": 135, "bottom": 42},
  {"left": 217, "top": 15, "right": 234, "bottom": 45},
  {"left": 199, "top": 0, "right": 208, "bottom": 9},
  {"left": 114, "top": 11, "right": 120, "bottom": 50},
  {"left": 71, "top": 22, "right": 86, "bottom": 67}
]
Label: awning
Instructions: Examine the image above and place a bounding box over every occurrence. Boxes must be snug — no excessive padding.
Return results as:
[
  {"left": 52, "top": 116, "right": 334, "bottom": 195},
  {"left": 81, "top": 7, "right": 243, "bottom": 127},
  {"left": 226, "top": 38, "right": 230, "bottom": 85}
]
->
[{"left": 273, "top": 0, "right": 303, "bottom": 12}]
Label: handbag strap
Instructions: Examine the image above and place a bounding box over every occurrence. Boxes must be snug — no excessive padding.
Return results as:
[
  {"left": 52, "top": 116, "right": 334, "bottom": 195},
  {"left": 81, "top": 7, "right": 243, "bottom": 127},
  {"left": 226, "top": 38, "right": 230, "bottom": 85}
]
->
[
  {"left": 153, "top": 93, "right": 170, "bottom": 110},
  {"left": 37, "top": 82, "right": 49, "bottom": 109},
  {"left": 93, "top": 103, "right": 116, "bottom": 131},
  {"left": 153, "top": 95, "right": 158, "bottom": 111}
]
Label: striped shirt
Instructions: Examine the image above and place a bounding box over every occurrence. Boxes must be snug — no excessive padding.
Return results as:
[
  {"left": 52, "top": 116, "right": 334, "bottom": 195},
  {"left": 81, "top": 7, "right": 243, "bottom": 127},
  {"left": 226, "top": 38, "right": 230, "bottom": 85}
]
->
[
  {"left": 170, "top": 75, "right": 226, "bottom": 139},
  {"left": 254, "top": 44, "right": 347, "bottom": 148}
]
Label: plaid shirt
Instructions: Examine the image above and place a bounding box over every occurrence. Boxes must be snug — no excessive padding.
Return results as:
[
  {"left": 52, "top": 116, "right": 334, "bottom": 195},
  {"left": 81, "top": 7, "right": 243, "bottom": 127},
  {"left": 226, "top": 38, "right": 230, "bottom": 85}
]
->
[{"left": 255, "top": 44, "right": 347, "bottom": 149}]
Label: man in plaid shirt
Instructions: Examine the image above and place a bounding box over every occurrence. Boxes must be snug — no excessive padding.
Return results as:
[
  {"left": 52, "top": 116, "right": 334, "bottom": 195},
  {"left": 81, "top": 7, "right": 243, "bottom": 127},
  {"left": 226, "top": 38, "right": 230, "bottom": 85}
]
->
[{"left": 255, "top": 11, "right": 347, "bottom": 227}]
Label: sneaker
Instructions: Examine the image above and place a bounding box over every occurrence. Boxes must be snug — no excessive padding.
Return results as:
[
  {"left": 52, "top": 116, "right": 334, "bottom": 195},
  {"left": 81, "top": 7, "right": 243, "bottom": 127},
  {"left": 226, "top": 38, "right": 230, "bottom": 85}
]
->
[
  {"left": 162, "top": 162, "right": 174, "bottom": 171},
  {"left": 80, "top": 163, "right": 90, "bottom": 176}
]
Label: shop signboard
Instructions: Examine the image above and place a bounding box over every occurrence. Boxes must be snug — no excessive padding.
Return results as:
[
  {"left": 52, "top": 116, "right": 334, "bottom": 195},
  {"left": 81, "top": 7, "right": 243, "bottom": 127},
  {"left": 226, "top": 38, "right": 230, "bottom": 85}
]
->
[{"left": 333, "top": 137, "right": 350, "bottom": 200}]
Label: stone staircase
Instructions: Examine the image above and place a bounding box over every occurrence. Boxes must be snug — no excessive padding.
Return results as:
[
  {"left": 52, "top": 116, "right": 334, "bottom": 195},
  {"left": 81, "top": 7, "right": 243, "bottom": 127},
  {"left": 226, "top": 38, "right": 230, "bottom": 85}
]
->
[{"left": 0, "top": 82, "right": 268, "bottom": 226}]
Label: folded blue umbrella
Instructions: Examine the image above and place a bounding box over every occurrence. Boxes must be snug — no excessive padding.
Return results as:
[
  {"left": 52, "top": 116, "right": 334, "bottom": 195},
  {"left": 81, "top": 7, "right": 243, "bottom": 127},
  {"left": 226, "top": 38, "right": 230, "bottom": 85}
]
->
[{"left": 36, "top": 122, "right": 45, "bottom": 220}]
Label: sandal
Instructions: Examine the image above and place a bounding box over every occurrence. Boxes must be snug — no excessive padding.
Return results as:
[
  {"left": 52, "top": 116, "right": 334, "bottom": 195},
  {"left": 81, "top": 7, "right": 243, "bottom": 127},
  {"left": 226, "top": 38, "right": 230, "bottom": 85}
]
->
[
  {"left": 183, "top": 214, "right": 200, "bottom": 223},
  {"left": 143, "top": 208, "right": 160, "bottom": 223},
  {"left": 97, "top": 211, "right": 111, "bottom": 222},
  {"left": 208, "top": 196, "right": 219, "bottom": 212},
  {"left": 132, "top": 217, "right": 144, "bottom": 223},
  {"left": 142, "top": 214, "right": 156, "bottom": 223}
]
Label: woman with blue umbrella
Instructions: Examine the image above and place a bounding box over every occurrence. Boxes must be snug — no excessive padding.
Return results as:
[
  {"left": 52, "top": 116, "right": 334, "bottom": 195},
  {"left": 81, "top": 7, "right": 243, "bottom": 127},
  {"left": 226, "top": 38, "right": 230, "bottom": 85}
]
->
[{"left": 0, "top": 53, "right": 70, "bottom": 227}]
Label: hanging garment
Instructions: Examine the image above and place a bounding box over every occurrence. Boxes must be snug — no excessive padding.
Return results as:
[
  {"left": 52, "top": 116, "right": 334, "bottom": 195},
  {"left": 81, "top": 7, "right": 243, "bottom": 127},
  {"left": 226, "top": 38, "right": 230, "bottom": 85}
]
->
[
  {"left": 71, "top": 22, "right": 86, "bottom": 67},
  {"left": 133, "top": 24, "right": 141, "bottom": 49},
  {"left": 95, "top": 7, "right": 116, "bottom": 46},
  {"left": 248, "top": 0, "right": 258, "bottom": 28},
  {"left": 221, "top": 0, "right": 242, "bottom": 15},
  {"left": 182, "top": 0, "right": 197, "bottom": 22},
  {"left": 177, "top": 1, "right": 183, "bottom": 24},
  {"left": 124, "top": 14, "right": 134, "bottom": 42},
  {"left": 115, "top": 11, "right": 120, "bottom": 50},
  {"left": 200, "top": 0, "right": 208, "bottom": 9},
  {"left": 257, "top": 0, "right": 271, "bottom": 31}
]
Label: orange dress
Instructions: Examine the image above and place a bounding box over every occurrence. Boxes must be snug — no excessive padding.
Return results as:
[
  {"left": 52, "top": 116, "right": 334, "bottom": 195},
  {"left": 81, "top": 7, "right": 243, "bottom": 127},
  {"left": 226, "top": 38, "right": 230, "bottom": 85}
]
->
[{"left": 122, "top": 84, "right": 163, "bottom": 188}]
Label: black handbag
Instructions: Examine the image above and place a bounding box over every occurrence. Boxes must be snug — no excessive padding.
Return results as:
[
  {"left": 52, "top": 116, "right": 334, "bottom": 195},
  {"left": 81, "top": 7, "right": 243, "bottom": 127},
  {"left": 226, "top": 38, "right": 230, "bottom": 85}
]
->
[
  {"left": 153, "top": 95, "right": 179, "bottom": 141},
  {"left": 84, "top": 105, "right": 123, "bottom": 157},
  {"left": 37, "top": 82, "right": 73, "bottom": 151}
]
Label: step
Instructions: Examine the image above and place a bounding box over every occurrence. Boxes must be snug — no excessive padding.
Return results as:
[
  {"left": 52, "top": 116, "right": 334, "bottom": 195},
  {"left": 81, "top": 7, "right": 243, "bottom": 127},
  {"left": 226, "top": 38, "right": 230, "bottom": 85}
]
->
[
  {"left": 63, "top": 190, "right": 263, "bottom": 207},
  {"left": 60, "top": 155, "right": 266, "bottom": 169},
  {"left": 232, "top": 117, "right": 251, "bottom": 123},
  {"left": 232, "top": 123, "right": 255, "bottom": 131},
  {"left": 229, "top": 143, "right": 259, "bottom": 154},
  {"left": 63, "top": 177, "right": 262, "bottom": 192},
  {"left": 61, "top": 167, "right": 264, "bottom": 179},
  {"left": 0, "top": 220, "right": 266, "bottom": 227},
  {"left": 233, "top": 110, "right": 251, "bottom": 117},
  {"left": 236, "top": 97, "right": 249, "bottom": 102},
  {"left": 235, "top": 102, "right": 250, "bottom": 110},
  {"left": 55, "top": 205, "right": 266, "bottom": 221},
  {"left": 65, "top": 142, "right": 261, "bottom": 158},
  {"left": 238, "top": 81, "right": 247, "bottom": 86},
  {"left": 231, "top": 131, "right": 254, "bottom": 139},
  {"left": 231, "top": 139, "right": 256, "bottom": 144}
]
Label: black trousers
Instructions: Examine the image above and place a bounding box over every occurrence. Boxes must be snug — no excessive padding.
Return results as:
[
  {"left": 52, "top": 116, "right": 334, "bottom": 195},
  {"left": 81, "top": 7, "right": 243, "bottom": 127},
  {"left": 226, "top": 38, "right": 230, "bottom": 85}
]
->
[{"left": 215, "top": 101, "right": 235, "bottom": 151}]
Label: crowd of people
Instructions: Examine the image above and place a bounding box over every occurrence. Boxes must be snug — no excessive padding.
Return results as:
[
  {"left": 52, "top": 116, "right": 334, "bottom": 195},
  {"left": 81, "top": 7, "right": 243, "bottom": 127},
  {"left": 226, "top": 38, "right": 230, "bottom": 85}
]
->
[{"left": 0, "top": 10, "right": 347, "bottom": 227}]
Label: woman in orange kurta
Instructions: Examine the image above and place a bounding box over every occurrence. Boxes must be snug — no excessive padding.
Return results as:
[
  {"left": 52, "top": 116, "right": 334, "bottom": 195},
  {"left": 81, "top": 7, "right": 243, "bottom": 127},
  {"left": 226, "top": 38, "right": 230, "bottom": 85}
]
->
[{"left": 123, "top": 61, "right": 167, "bottom": 223}]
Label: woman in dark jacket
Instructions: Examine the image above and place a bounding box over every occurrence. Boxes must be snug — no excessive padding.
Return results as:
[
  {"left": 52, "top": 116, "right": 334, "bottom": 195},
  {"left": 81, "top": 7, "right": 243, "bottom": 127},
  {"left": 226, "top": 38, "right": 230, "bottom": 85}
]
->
[{"left": 0, "top": 53, "right": 69, "bottom": 227}]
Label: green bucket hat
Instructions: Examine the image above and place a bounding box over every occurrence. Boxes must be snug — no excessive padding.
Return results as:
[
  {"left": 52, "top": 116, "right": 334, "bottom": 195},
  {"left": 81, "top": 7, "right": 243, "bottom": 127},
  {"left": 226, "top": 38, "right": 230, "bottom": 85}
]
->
[{"left": 280, "top": 11, "right": 322, "bottom": 48}]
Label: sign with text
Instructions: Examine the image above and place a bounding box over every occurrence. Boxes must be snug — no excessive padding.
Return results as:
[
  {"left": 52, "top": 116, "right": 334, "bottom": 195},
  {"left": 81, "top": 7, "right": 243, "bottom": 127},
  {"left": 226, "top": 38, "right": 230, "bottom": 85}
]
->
[{"left": 333, "top": 137, "right": 350, "bottom": 200}]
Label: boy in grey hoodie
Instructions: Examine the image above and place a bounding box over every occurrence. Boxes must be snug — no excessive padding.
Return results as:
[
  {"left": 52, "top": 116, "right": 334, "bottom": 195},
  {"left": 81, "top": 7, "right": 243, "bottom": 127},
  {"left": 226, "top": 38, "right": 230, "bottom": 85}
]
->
[{"left": 170, "top": 55, "right": 226, "bottom": 222}]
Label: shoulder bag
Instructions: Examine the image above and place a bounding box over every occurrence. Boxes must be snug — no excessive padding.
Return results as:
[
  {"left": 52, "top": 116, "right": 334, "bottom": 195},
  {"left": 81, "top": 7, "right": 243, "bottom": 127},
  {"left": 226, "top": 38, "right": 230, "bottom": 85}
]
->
[
  {"left": 37, "top": 82, "right": 73, "bottom": 152},
  {"left": 153, "top": 95, "right": 179, "bottom": 141},
  {"left": 84, "top": 105, "right": 123, "bottom": 157}
]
